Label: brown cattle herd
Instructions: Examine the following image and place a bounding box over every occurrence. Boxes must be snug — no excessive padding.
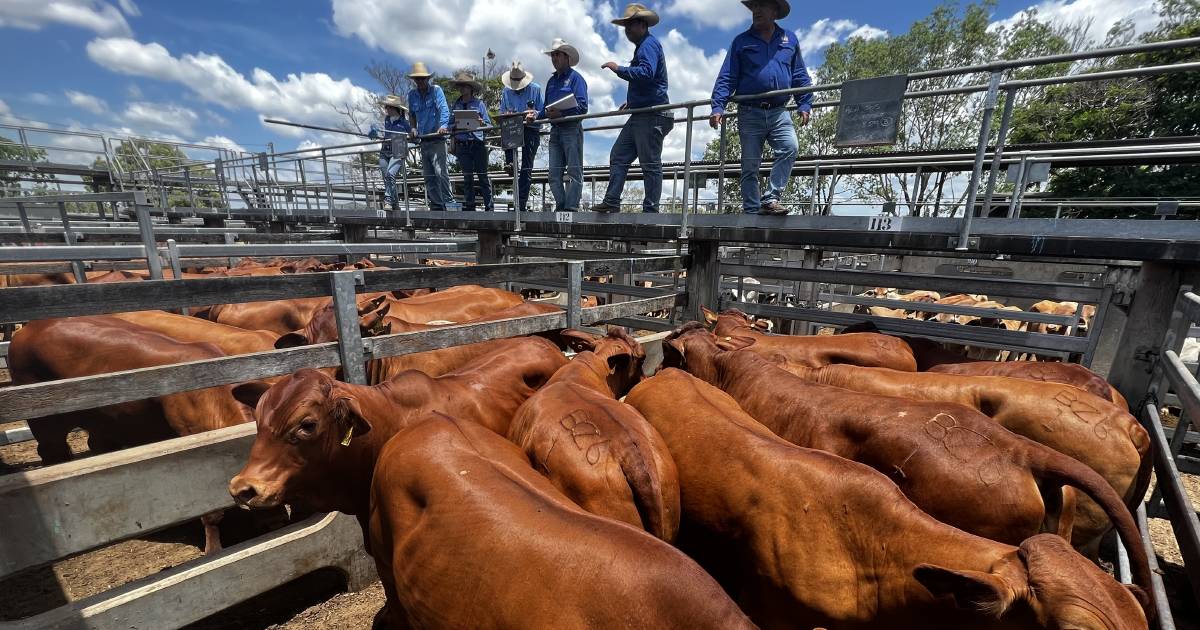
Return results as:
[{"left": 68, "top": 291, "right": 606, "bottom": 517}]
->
[{"left": 2, "top": 257, "right": 1153, "bottom": 629}]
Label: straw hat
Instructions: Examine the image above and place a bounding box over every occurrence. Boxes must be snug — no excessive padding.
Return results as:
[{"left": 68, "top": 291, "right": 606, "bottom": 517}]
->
[
  {"left": 407, "top": 61, "right": 433, "bottom": 78},
  {"left": 542, "top": 38, "right": 580, "bottom": 67},
  {"left": 450, "top": 71, "right": 485, "bottom": 95},
  {"left": 741, "top": 0, "right": 790, "bottom": 19},
  {"left": 611, "top": 3, "right": 660, "bottom": 27},
  {"left": 501, "top": 61, "right": 534, "bottom": 91},
  {"left": 378, "top": 94, "right": 408, "bottom": 112}
]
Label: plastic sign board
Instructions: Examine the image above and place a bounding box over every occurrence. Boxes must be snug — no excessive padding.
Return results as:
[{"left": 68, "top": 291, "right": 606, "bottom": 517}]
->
[
  {"left": 834, "top": 74, "right": 908, "bottom": 148},
  {"left": 497, "top": 114, "right": 525, "bottom": 151},
  {"left": 555, "top": 211, "right": 574, "bottom": 222}
]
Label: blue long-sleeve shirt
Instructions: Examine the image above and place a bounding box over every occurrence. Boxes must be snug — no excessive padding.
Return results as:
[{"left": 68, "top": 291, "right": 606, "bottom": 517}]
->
[
  {"left": 500, "top": 83, "right": 545, "bottom": 128},
  {"left": 450, "top": 96, "right": 491, "bottom": 142},
  {"left": 616, "top": 32, "right": 669, "bottom": 109},
  {"left": 540, "top": 68, "right": 589, "bottom": 119},
  {"left": 369, "top": 115, "right": 411, "bottom": 158},
  {"left": 407, "top": 84, "right": 451, "bottom": 136},
  {"left": 710, "top": 25, "right": 813, "bottom": 115}
]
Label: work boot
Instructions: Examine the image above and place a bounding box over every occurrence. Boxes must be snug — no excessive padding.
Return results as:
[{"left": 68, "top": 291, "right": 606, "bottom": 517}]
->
[
  {"left": 592, "top": 202, "right": 621, "bottom": 213},
  {"left": 760, "top": 201, "right": 788, "bottom": 216}
]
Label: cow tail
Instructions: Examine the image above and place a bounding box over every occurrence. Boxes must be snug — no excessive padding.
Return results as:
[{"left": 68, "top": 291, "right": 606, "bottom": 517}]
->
[
  {"left": 617, "top": 433, "right": 676, "bottom": 543},
  {"left": 1031, "top": 445, "right": 1155, "bottom": 621}
]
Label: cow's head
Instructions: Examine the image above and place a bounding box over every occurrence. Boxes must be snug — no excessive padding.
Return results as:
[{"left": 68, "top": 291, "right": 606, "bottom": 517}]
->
[
  {"left": 228, "top": 368, "right": 374, "bottom": 514},
  {"left": 275, "top": 295, "right": 388, "bottom": 349},
  {"left": 663, "top": 322, "right": 754, "bottom": 380},
  {"left": 915, "top": 534, "right": 1148, "bottom": 630},
  {"left": 561, "top": 328, "right": 647, "bottom": 397}
]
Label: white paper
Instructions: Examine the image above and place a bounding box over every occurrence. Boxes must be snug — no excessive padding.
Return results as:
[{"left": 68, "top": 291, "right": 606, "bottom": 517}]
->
[
  {"left": 546, "top": 94, "right": 578, "bottom": 112},
  {"left": 453, "top": 110, "right": 483, "bottom": 131}
]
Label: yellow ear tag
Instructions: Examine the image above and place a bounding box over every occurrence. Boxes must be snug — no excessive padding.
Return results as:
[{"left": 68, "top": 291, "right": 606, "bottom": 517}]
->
[
  {"left": 340, "top": 425, "right": 355, "bottom": 447},
  {"left": 723, "top": 336, "right": 732, "bottom": 341}
]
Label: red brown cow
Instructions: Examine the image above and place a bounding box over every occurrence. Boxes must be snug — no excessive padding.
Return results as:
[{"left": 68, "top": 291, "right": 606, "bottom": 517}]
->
[
  {"left": 364, "top": 337, "right": 544, "bottom": 382},
  {"left": 367, "top": 412, "right": 755, "bottom": 630},
  {"left": 773, "top": 358, "right": 1148, "bottom": 554},
  {"left": 626, "top": 368, "right": 1150, "bottom": 629},
  {"left": 228, "top": 336, "right": 567, "bottom": 520},
  {"left": 110, "top": 310, "right": 280, "bottom": 356},
  {"left": 703, "top": 307, "right": 918, "bottom": 371},
  {"left": 377, "top": 301, "right": 562, "bottom": 335},
  {"left": 507, "top": 329, "right": 680, "bottom": 541},
  {"left": 663, "top": 324, "right": 1148, "bottom": 565},
  {"left": 10, "top": 316, "right": 271, "bottom": 553},
  {"left": 208, "top": 296, "right": 333, "bottom": 334}
]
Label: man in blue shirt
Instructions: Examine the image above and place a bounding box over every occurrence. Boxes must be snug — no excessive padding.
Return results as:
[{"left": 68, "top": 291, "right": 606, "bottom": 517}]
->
[
  {"left": 540, "top": 38, "right": 588, "bottom": 213},
  {"left": 449, "top": 71, "right": 494, "bottom": 211},
  {"left": 709, "top": 0, "right": 812, "bottom": 216},
  {"left": 499, "top": 61, "right": 544, "bottom": 213},
  {"left": 367, "top": 94, "right": 412, "bottom": 213},
  {"left": 594, "top": 3, "right": 672, "bottom": 214},
  {"left": 406, "top": 62, "right": 453, "bottom": 211}
]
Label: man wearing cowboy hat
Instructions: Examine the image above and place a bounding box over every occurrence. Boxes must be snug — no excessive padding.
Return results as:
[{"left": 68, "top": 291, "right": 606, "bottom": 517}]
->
[
  {"left": 368, "top": 95, "right": 413, "bottom": 212},
  {"left": 405, "top": 61, "right": 454, "bottom": 211},
  {"left": 540, "top": 38, "right": 589, "bottom": 213},
  {"left": 709, "top": 0, "right": 813, "bottom": 216},
  {"left": 499, "top": 61, "right": 544, "bottom": 213},
  {"left": 594, "top": 3, "right": 672, "bottom": 214},
  {"left": 448, "top": 71, "right": 494, "bottom": 212}
]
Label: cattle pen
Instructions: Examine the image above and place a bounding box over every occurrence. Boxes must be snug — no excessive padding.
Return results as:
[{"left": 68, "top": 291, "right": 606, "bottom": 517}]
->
[{"left": 0, "top": 35, "right": 1198, "bottom": 630}]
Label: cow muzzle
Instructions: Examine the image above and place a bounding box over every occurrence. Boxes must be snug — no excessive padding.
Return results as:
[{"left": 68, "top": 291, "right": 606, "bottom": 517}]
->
[{"left": 228, "top": 475, "right": 282, "bottom": 510}]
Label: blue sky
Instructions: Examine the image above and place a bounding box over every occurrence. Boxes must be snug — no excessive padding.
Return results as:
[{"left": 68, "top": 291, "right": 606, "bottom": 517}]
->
[{"left": 0, "top": 0, "right": 1162, "bottom": 163}]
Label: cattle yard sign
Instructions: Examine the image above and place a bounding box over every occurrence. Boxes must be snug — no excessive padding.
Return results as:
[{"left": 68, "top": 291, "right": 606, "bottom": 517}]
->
[{"left": 834, "top": 74, "right": 909, "bottom": 148}]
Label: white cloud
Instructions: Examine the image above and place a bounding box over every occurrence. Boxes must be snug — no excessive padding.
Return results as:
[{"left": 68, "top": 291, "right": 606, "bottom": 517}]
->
[
  {"left": 993, "top": 0, "right": 1160, "bottom": 43},
  {"left": 65, "top": 89, "right": 108, "bottom": 114},
  {"left": 116, "top": 0, "right": 139, "bottom": 17},
  {"left": 664, "top": 0, "right": 750, "bottom": 30},
  {"left": 848, "top": 24, "right": 888, "bottom": 41},
  {"left": 28, "top": 92, "right": 53, "bottom": 105},
  {"left": 122, "top": 101, "right": 199, "bottom": 136},
  {"left": 799, "top": 18, "right": 865, "bottom": 56},
  {"left": 86, "top": 37, "right": 375, "bottom": 132},
  {"left": 0, "top": 99, "right": 10, "bottom": 116},
  {"left": 202, "top": 135, "right": 247, "bottom": 154},
  {"left": 0, "top": 0, "right": 134, "bottom": 36},
  {"left": 205, "top": 110, "right": 230, "bottom": 127}
]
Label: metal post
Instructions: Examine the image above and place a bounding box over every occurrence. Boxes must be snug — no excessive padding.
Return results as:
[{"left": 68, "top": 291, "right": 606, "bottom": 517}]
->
[
  {"left": 513, "top": 143, "right": 522, "bottom": 232},
  {"left": 981, "top": 87, "right": 1016, "bottom": 216},
  {"left": 299, "top": 159, "right": 312, "bottom": 213},
  {"left": 329, "top": 270, "right": 368, "bottom": 385},
  {"left": 134, "top": 200, "right": 164, "bottom": 280},
  {"left": 15, "top": 202, "right": 31, "bottom": 236},
  {"left": 824, "top": 167, "right": 838, "bottom": 215},
  {"left": 358, "top": 154, "right": 370, "bottom": 211},
  {"left": 680, "top": 106, "right": 696, "bottom": 239},
  {"left": 214, "top": 158, "right": 231, "bottom": 213},
  {"left": 955, "top": 70, "right": 1003, "bottom": 251},
  {"left": 566, "top": 261, "right": 583, "bottom": 331},
  {"left": 224, "top": 232, "right": 238, "bottom": 268},
  {"left": 909, "top": 165, "right": 922, "bottom": 216},
  {"left": 322, "top": 149, "right": 334, "bottom": 220},
  {"left": 57, "top": 202, "right": 86, "bottom": 284},
  {"left": 810, "top": 161, "right": 820, "bottom": 215},
  {"left": 1007, "top": 155, "right": 1030, "bottom": 218},
  {"left": 717, "top": 116, "right": 727, "bottom": 214},
  {"left": 184, "top": 167, "right": 196, "bottom": 209},
  {"left": 17, "top": 128, "right": 33, "bottom": 163},
  {"left": 97, "top": 201, "right": 106, "bottom": 220},
  {"left": 402, "top": 147, "right": 411, "bottom": 224}
]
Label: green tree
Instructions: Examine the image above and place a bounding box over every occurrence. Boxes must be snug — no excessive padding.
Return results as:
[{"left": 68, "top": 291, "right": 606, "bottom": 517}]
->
[
  {"left": 1007, "top": 0, "right": 1200, "bottom": 218},
  {"left": 0, "top": 136, "right": 56, "bottom": 197},
  {"left": 104, "top": 140, "right": 226, "bottom": 208}
]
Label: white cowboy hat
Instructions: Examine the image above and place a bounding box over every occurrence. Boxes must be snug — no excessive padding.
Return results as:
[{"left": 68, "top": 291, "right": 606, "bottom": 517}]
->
[
  {"left": 450, "top": 70, "right": 485, "bottom": 95},
  {"left": 378, "top": 94, "right": 408, "bottom": 112},
  {"left": 741, "top": 0, "right": 790, "bottom": 19},
  {"left": 501, "top": 61, "right": 534, "bottom": 91},
  {"left": 612, "top": 3, "right": 660, "bottom": 27},
  {"left": 542, "top": 38, "right": 580, "bottom": 67},
  {"left": 407, "top": 61, "right": 433, "bottom": 78}
]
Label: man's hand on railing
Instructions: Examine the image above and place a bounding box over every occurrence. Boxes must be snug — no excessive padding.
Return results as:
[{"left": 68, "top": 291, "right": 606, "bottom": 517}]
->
[
  {"left": 709, "top": 112, "right": 722, "bottom": 129},
  {"left": 524, "top": 110, "right": 537, "bottom": 123},
  {"left": 798, "top": 111, "right": 811, "bottom": 126},
  {"left": 437, "top": 126, "right": 448, "bottom": 135}
]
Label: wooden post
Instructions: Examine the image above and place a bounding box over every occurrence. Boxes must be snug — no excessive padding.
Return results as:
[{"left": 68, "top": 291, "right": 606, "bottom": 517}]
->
[
  {"left": 477, "top": 230, "right": 506, "bottom": 265},
  {"left": 202, "top": 216, "right": 226, "bottom": 228},
  {"left": 329, "top": 270, "right": 368, "bottom": 385},
  {"left": 685, "top": 240, "right": 720, "bottom": 322},
  {"left": 1108, "top": 262, "right": 1200, "bottom": 405},
  {"left": 566, "top": 261, "right": 582, "bottom": 331}
]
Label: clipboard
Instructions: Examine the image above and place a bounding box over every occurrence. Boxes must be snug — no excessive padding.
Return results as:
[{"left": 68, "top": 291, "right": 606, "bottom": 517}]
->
[
  {"left": 453, "top": 109, "right": 484, "bottom": 131},
  {"left": 546, "top": 93, "right": 578, "bottom": 112}
]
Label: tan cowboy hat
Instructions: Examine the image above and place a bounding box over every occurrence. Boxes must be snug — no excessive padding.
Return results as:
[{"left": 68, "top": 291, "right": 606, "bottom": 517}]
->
[
  {"left": 741, "top": 0, "right": 790, "bottom": 19},
  {"left": 542, "top": 38, "right": 580, "bottom": 67},
  {"left": 378, "top": 94, "right": 408, "bottom": 112},
  {"left": 501, "top": 61, "right": 534, "bottom": 91},
  {"left": 407, "top": 61, "right": 432, "bottom": 78},
  {"left": 450, "top": 70, "right": 485, "bottom": 95},
  {"left": 612, "top": 3, "right": 660, "bottom": 27}
]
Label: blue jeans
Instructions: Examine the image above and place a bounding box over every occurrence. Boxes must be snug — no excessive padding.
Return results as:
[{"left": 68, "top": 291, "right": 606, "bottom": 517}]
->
[
  {"left": 454, "top": 139, "right": 493, "bottom": 211},
  {"left": 378, "top": 155, "right": 404, "bottom": 208},
  {"left": 548, "top": 121, "right": 583, "bottom": 211},
  {"left": 604, "top": 112, "right": 674, "bottom": 212},
  {"left": 504, "top": 127, "right": 542, "bottom": 212},
  {"left": 738, "top": 106, "right": 798, "bottom": 213},
  {"left": 419, "top": 139, "right": 452, "bottom": 210}
]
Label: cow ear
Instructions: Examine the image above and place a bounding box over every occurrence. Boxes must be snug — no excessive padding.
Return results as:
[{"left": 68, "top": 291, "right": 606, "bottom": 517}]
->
[
  {"left": 753, "top": 319, "right": 771, "bottom": 331},
  {"left": 275, "top": 332, "right": 309, "bottom": 349},
  {"left": 913, "top": 565, "right": 1013, "bottom": 617},
  {"left": 331, "top": 395, "right": 372, "bottom": 438},
  {"left": 359, "top": 309, "right": 386, "bottom": 335},
  {"left": 561, "top": 329, "right": 598, "bottom": 353},
  {"left": 358, "top": 294, "right": 387, "bottom": 315},
  {"left": 663, "top": 338, "right": 686, "bottom": 366},
  {"left": 232, "top": 380, "right": 272, "bottom": 409},
  {"left": 716, "top": 335, "right": 756, "bottom": 351},
  {"left": 607, "top": 350, "right": 635, "bottom": 375},
  {"left": 701, "top": 306, "right": 719, "bottom": 326}
]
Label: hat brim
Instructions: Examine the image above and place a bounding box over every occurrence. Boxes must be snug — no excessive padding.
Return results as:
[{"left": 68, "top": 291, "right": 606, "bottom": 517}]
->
[
  {"left": 612, "top": 11, "right": 659, "bottom": 27},
  {"left": 501, "top": 74, "right": 534, "bottom": 91},
  {"left": 408, "top": 72, "right": 432, "bottom": 79},
  {"left": 740, "top": 0, "right": 790, "bottom": 19},
  {"left": 543, "top": 46, "right": 580, "bottom": 67},
  {"left": 452, "top": 80, "right": 485, "bottom": 94},
  {"left": 379, "top": 100, "right": 408, "bottom": 112}
]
